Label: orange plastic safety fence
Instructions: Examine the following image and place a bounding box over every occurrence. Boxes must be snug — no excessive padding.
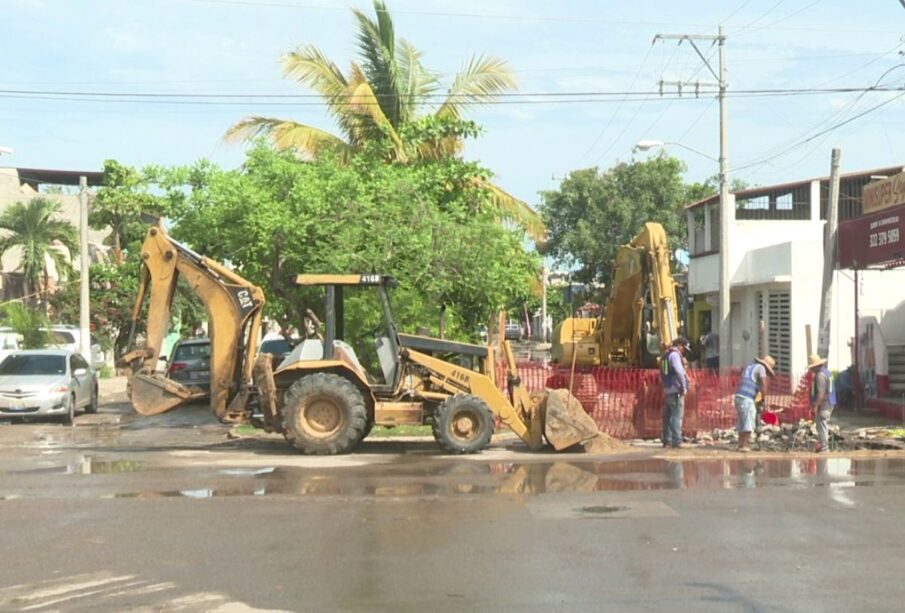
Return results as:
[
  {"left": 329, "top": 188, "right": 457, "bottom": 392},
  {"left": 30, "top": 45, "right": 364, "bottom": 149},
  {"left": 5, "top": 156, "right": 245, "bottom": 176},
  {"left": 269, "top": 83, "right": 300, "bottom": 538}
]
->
[{"left": 499, "top": 362, "right": 813, "bottom": 440}]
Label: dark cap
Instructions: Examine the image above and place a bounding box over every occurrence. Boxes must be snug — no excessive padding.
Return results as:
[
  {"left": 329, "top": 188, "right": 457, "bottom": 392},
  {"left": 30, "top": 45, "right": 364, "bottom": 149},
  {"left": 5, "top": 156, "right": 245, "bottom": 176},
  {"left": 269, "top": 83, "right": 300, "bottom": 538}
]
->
[{"left": 672, "top": 337, "right": 690, "bottom": 347}]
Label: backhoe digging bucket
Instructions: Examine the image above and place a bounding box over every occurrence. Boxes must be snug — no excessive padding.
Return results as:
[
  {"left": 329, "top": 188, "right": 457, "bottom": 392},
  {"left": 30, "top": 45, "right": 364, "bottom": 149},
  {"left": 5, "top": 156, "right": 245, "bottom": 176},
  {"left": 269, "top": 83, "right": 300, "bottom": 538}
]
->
[
  {"left": 129, "top": 373, "right": 204, "bottom": 416},
  {"left": 542, "top": 388, "right": 605, "bottom": 451}
]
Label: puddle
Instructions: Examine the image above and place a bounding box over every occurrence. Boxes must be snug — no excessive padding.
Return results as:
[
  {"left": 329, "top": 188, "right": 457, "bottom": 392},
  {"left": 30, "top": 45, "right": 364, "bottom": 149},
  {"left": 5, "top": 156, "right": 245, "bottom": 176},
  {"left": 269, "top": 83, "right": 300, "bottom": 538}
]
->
[
  {"left": 6, "top": 457, "right": 146, "bottom": 476},
  {"left": 577, "top": 505, "right": 629, "bottom": 514},
  {"left": 4, "top": 457, "right": 905, "bottom": 501}
]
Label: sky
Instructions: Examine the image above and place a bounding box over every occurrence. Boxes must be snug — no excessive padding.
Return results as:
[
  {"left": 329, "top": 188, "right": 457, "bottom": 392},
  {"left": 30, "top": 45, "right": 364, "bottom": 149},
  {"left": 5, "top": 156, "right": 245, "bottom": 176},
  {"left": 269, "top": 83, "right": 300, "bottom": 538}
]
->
[{"left": 1, "top": 0, "right": 904, "bottom": 207}]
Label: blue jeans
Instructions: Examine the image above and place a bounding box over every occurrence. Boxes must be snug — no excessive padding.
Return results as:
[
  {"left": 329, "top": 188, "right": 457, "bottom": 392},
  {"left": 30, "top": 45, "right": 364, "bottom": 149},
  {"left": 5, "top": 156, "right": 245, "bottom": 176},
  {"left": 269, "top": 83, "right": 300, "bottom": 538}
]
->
[{"left": 662, "top": 393, "right": 685, "bottom": 446}]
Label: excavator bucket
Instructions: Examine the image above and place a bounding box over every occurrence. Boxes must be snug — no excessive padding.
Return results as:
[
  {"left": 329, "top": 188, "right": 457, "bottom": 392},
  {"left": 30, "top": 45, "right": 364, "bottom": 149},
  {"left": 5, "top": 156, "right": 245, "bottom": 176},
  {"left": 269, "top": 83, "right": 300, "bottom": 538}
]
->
[
  {"left": 542, "top": 388, "right": 605, "bottom": 451},
  {"left": 129, "top": 373, "right": 204, "bottom": 416}
]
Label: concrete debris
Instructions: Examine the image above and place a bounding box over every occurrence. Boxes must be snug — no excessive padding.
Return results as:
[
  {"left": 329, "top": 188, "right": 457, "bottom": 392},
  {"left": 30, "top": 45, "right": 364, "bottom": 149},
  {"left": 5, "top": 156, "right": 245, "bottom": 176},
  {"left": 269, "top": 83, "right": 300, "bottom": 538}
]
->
[{"left": 693, "top": 419, "right": 842, "bottom": 451}]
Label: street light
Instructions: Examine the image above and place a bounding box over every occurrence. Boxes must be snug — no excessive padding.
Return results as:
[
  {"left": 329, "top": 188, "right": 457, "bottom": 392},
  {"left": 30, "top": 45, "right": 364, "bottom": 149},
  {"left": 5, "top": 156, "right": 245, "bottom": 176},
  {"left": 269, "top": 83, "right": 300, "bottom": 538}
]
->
[
  {"left": 633, "top": 140, "right": 717, "bottom": 162},
  {"left": 635, "top": 137, "right": 732, "bottom": 371}
]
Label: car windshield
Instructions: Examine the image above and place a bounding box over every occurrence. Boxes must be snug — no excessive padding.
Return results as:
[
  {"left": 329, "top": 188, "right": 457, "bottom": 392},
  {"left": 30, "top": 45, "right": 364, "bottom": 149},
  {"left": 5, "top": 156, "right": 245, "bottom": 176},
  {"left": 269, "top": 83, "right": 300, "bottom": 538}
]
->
[
  {"left": 0, "top": 354, "right": 66, "bottom": 375},
  {"left": 260, "top": 339, "right": 291, "bottom": 355},
  {"left": 50, "top": 331, "right": 76, "bottom": 345},
  {"left": 174, "top": 343, "right": 210, "bottom": 360}
]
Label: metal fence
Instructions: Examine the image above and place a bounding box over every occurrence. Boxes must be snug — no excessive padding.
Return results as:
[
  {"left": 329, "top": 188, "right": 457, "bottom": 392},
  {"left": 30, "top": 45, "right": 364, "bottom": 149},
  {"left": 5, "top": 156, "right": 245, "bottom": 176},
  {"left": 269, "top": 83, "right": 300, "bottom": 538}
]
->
[{"left": 501, "top": 363, "right": 813, "bottom": 440}]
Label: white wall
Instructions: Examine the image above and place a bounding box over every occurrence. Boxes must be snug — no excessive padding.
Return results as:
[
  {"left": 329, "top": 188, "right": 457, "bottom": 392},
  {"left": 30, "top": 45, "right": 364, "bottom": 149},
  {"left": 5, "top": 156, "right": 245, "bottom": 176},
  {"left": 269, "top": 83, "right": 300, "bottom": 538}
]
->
[
  {"left": 828, "top": 269, "right": 905, "bottom": 376},
  {"left": 688, "top": 252, "right": 719, "bottom": 294}
]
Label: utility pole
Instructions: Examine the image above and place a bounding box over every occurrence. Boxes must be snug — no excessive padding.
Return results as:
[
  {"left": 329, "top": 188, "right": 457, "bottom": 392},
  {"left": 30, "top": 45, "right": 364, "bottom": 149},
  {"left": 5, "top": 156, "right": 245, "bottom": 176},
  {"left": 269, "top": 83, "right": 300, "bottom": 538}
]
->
[
  {"left": 654, "top": 25, "right": 730, "bottom": 368},
  {"left": 79, "top": 176, "right": 90, "bottom": 362},
  {"left": 541, "top": 264, "right": 548, "bottom": 342},
  {"left": 817, "top": 148, "right": 842, "bottom": 359}
]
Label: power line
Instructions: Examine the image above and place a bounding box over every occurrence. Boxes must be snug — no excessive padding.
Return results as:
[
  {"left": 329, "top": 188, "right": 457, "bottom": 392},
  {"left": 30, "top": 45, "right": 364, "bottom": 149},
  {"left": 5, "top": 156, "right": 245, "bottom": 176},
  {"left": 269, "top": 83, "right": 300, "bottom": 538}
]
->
[
  {"left": 2, "top": 85, "right": 901, "bottom": 101},
  {"left": 735, "top": 89, "right": 905, "bottom": 171},
  {"left": 180, "top": 0, "right": 904, "bottom": 33},
  {"left": 572, "top": 44, "right": 655, "bottom": 166},
  {"left": 0, "top": 87, "right": 901, "bottom": 114}
]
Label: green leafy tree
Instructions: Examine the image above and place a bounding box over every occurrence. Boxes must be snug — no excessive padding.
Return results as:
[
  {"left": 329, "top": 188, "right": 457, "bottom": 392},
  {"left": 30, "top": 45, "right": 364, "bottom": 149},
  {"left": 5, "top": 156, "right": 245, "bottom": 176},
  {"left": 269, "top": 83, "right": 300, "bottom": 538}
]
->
[
  {"left": 539, "top": 157, "right": 700, "bottom": 284},
  {"left": 0, "top": 197, "right": 78, "bottom": 304},
  {"left": 1, "top": 303, "right": 50, "bottom": 348},
  {"left": 159, "top": 142, "right": 538, "bottom": 352},
  {"left": 224, "top": 0, "right": 544, "bottom": 240},
  {"left": 91, "top": 159, "right": 169, "bottom": 252}
]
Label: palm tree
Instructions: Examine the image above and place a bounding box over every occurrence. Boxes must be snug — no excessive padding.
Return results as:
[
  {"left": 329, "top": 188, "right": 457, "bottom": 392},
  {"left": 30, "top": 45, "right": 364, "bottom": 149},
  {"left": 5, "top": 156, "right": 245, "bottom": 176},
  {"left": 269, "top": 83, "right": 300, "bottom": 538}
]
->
[
  {"left": 225, "top": 0, "right": 545, "bottom": 240},
  {"left": 0, "top": 197, "right": 78, "bottom": 304}
]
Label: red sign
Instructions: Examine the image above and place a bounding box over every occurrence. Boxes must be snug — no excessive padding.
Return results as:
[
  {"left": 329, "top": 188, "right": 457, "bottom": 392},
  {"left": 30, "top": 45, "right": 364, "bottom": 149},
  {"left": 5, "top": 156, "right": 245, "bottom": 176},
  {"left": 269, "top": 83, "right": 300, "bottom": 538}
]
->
[{"left": 838, "top": 203, "right": 905, "bottom": 268}]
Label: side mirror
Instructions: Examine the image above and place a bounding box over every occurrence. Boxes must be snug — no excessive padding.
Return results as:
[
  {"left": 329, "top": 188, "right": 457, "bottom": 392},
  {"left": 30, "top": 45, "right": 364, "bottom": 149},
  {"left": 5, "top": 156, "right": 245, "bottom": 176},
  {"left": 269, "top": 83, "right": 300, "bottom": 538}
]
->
[
  {"left": 160, "top": 355, "right": 168, "bottom": 362},
  {"left": 73, "top": 368, "right": 88, "bottom": 376}
]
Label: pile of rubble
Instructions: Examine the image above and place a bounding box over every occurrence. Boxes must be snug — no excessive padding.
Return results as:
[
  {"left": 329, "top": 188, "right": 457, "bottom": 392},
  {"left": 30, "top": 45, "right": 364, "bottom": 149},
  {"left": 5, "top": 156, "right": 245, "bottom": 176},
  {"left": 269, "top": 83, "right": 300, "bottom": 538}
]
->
[
  {"left": 847, "top": 427, "right": 905, "bottom": 450},
  {"left": 694, "top": 419, "right": 842, "bottom": 451}
]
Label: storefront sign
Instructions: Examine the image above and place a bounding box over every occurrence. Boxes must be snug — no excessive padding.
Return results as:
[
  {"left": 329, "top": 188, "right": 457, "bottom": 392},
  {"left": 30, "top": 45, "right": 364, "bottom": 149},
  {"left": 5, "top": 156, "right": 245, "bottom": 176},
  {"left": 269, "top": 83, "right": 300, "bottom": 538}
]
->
[
  {"left": 838, "top": 203, "right": 905, "bottom": 268},
  {"left": 863, "top": 171, "right": 905, "bottom": 215}
]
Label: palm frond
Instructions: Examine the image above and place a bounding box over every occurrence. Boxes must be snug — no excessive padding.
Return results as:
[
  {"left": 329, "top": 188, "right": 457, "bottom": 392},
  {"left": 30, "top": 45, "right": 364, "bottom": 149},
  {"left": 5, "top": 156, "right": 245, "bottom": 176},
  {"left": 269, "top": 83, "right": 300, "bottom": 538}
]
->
[
  {"left": 0, "top": 197, "right": 78, "bottom": 288},
  {"left": 436, "top": 54, "right": 517, "bottom": 120},
  {"left": 280, "top": 44, "right": 360, "bottom": 141},
  {"left": 224, "top": 116, "right": 352, "bottom": 158},
  {"left": 347, "top": 80, "right": 408, "bottom": 162},
  {"left": 352, "top": 0, "right": 400, "bottom": 127},
  {"left": 395, "top": 38, "right": 439, "bottom": 124},
  {"left": 484, "top": 182, "right": 547, "bottom": 242}
]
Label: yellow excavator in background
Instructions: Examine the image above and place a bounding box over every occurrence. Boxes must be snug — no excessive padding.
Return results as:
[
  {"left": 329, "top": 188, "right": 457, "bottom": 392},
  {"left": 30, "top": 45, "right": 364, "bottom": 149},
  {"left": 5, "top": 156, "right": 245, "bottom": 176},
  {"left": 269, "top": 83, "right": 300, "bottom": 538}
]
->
[
  {"left": 551, "top": 222, "right": 680, "bottom": 368},
  {"left": 120, "top": 224, "right": 603, "bottom": 455}
]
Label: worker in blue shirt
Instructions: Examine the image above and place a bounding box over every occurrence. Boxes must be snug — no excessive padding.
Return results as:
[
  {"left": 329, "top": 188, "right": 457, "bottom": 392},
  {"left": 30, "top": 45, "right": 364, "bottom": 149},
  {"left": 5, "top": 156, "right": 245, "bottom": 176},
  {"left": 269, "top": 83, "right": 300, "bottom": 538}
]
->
[{"left": 659, "top": 337, "right": 690, "bottom": 448}]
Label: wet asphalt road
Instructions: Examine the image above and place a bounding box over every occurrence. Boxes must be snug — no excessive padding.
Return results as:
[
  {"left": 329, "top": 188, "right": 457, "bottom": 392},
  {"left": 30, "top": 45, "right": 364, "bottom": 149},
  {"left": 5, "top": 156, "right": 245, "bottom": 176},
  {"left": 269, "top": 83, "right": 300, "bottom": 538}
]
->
[{"left": 1, "top": 380, "right": 905, "bottom": 611}]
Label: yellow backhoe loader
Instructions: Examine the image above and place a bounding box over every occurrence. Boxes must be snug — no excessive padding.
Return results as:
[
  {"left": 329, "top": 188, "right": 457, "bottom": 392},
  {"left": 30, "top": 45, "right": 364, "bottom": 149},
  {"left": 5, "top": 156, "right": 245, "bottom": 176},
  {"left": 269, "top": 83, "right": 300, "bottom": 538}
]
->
[
  {"left": 121, "top": 224, "right": 602, "bottom": 455},
  {"left": 551, "top": 222, "right": 680, "bottom": 368}
]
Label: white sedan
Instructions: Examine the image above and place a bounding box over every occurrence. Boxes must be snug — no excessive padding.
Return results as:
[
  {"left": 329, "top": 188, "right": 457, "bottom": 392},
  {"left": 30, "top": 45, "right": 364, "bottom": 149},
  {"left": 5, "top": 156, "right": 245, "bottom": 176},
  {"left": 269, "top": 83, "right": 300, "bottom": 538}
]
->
[{"left": 0, "top": 349, "right": 98, "bottom": 424}]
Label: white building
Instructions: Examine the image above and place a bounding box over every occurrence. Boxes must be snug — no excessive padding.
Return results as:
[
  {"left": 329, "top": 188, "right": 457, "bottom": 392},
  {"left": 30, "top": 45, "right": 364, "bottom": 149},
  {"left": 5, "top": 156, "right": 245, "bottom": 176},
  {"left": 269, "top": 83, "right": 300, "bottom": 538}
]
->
[{"left": 685, "top": 165, "right": 905, "bottom": 384}]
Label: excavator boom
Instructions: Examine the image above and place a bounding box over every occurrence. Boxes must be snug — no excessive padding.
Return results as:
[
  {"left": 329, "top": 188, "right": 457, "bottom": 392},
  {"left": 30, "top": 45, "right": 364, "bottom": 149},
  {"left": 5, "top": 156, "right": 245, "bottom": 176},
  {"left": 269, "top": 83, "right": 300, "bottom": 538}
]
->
[
  {"left": 551, "top": 222, "right": 680, "bottom": 368},
  {"left": 121, "top": 224, "right": 266, "bottom": 421}
]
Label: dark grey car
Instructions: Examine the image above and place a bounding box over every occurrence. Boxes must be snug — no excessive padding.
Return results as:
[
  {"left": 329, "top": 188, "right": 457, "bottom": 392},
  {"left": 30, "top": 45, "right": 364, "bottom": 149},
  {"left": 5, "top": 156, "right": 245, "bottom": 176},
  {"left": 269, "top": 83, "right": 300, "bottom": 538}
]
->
[{"left": 166, "top": 338, "right": 211, "bottom": 394}]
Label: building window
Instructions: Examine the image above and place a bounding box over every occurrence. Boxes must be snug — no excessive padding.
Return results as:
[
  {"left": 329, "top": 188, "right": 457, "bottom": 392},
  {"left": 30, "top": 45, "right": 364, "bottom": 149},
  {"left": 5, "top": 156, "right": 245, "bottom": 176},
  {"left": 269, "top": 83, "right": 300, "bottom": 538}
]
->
[
  {"left": 776, "top": 193, "right": 793, "bottom": 210},
  {"left": 740, "top": 195, "right": 769, "bottom": 210}
]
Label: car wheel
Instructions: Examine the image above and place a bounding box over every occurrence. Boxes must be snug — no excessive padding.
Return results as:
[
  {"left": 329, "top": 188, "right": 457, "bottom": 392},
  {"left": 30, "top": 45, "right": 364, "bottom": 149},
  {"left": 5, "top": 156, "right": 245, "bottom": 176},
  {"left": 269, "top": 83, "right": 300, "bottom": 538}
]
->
[
  {"left": 85, "top": 385, "right": 99, "bottom": 414},
  {"left": 62, "top": 394, "right": 75, "bottom": 426}
]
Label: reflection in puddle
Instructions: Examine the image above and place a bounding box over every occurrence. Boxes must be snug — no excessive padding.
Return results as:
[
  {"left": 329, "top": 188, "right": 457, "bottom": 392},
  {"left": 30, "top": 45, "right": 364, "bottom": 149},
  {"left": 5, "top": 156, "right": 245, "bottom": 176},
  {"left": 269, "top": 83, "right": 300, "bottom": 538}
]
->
[
  {"left": 7, "top": 456, "right": 145, "bottom": 476},
  {"left": 4, "top": 457, "right": 905, "bottom": 501}
]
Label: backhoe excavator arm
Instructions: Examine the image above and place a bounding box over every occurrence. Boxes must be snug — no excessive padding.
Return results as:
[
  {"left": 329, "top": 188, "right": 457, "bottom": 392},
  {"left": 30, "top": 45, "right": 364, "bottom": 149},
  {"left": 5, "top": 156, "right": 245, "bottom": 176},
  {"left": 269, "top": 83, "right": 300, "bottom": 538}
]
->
[
  {"left": 120, "top": 224, "right": 266, "bottom": 421},
  {"left": 600, "top": 222, "right": 679, "bottom": 366}
]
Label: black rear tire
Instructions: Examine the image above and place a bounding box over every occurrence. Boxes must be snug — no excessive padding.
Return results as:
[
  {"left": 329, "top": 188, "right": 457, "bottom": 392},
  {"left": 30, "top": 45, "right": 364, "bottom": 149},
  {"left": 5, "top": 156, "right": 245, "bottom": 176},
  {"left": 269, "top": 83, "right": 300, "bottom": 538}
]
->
[
  {"left": 432, "top": 394, "right": 494, "bottom": 454},
  {"left": 281, "top": 373, "right": 368, "bottom": 455}
]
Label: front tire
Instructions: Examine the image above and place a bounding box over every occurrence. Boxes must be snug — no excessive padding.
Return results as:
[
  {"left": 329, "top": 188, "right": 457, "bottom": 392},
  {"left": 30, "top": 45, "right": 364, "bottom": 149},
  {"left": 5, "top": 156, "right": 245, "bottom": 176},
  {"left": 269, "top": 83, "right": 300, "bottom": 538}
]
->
[
  {"left": 281, "top": 373, "right": 368, "bottom": 455},
  {"left": 432, "top": 394, "right": 494, "bottom": 454},
  {"left": 61, "top": 394, "right": 75, "bottom": 425},
  {"left": 85, "top": 385, "right": 99, "bottom": 414}
]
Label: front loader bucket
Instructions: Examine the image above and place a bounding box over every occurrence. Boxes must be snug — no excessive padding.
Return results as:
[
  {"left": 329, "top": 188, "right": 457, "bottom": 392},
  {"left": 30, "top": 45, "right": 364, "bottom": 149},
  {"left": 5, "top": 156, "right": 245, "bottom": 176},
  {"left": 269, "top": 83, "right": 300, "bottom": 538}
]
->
[
  {"left": 542, "top": 388, "right": 603, "bottom": 451},
  {"left": 129, "top": 373, "right": 203, "bottom": 416}
]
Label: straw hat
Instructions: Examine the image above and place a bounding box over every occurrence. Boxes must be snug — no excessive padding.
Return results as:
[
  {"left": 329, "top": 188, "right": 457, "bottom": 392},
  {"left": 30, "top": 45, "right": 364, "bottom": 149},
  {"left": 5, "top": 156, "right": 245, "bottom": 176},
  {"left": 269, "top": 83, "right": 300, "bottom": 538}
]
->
[
  {"left": 755, "top": 355, "right": 776, "bottom": 376},
  {"left": 807, "top": 354, "right": 828, "bottom": 369}
]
